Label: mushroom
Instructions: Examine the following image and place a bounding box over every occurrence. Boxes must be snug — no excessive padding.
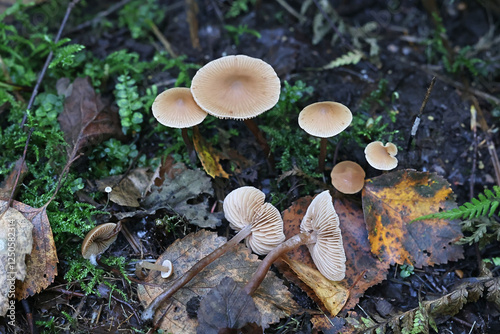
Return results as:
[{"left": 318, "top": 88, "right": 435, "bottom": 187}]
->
[
  {"left": 152, "top": 87, "right": 208, "bottom": 162},
  {"left": 330, "top": 161, "right": 366, "bottom": 194},
  {"left": 364, "top": 141, "right": 398, "bottom": 170},
  {"left": 243, "top": 190, "right": 346, "bottom": 295},
  {"left": 298, "top": 101, "right": 352, "bottom": 173},
  {"left": 81, "top": 222, "right": 122, "bottom": 266},
  {"left": 190, "top": 55, "right": 281, "bottom": 170},
  {"left": 141, "top": 186, "right": 285, "bottom": 321}
]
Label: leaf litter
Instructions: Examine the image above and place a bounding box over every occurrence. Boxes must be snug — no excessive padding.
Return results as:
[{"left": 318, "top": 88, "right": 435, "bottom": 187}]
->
[{"left": 137, "top": 230, "right": 299, "bottom": 333}]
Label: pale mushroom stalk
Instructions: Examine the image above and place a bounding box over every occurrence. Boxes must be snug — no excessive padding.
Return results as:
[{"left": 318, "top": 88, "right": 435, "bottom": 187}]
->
[
  {"left": 244, "top": 231, "right": 317, "bottom": 295},
  {"left": 141, "top": 224, "right": 253, "bottom": 321}
]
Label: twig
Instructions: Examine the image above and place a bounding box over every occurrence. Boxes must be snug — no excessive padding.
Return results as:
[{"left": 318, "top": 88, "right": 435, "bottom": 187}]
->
[
  {"left": 67, "top": 0, "right": 134, "bottom": 34},
  {"left": 148, "top": 21, "right": 177, "bottom": 58},
  {"left": 407, "top": 76, "right": 436, "bottom": 151},
  {"left": 470, "top": 105, "right": 478, "bottom": 199},
  {"left": 21, "top": 0, "right": 81, "bottom": 127},
  {"left": 185, "top": 0, "right": 200, "bottom": 49},
  {"left": 276, "top": 0, "right": 307, "bottom": 23}
]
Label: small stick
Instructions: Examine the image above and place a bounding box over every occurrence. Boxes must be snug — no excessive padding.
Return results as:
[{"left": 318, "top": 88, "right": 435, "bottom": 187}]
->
[
  {"left": 148, "top": 21, "right": 177, "bottom": 58},
  {"left": 407, "top": 76, "right": 436, "bottom": 151},
  {"left": 185, "top": 0, "right": 200, "bottom": 49}
]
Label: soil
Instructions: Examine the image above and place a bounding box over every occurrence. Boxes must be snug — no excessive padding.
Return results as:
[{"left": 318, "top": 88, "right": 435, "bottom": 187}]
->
[{"left": 2, "top": 0, "right": 500, "bottom": 333}]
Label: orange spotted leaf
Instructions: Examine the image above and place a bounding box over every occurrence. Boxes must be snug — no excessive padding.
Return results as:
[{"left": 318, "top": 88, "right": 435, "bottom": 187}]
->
[
  {"left": 192, "top": 127, "right": 229, "bottom": 179},
  {"left": 362, "top": 169, "right": 463, "bottom": 268}
]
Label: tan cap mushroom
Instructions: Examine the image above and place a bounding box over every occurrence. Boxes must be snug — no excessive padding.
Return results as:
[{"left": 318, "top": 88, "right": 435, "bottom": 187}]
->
[
  {"left": 190, "top": 55, "right": 281, "bottom": 119},
  {"left": 152, "top": 87, "right": 208, "bottom": 128},
  {"left": 298, "top": 102, "right": 352, "bottom": 138},
  {"left": 330, "top": 161, "right": 366, "bottom": 194},
  {"left": 364, "top": 141, "right": 398, "bottom": 170},
  {"left": 81, "top": 222, "right": 121, "bottom": 265},
  {"left": 223, "top": 186, "right": 285, "bottom": 255},
  {"left": 300, "top": 190, "right": 346, "bottom": 281}
]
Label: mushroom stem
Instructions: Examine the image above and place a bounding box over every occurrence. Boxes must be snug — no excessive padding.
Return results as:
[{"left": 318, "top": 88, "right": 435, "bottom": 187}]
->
[
  {"left": 318, "top": 137, "right": 327, "bottom": 173},
  {"left": 141, "top": 224, "right": 254, "bottom": 321},
  {"left": 243, "top": 119, "right": 275, "bottom": 171},
  {"left": 181, "top": 127, "right": 197, "bottom": 164},
  {"left": 243, "top": 231, "right": 317, "bottom": 295}
]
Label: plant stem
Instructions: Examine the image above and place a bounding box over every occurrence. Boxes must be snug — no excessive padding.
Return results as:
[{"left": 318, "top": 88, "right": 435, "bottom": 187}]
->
[
  {"left": 243, "top": 119, "right": 275, "bottom": 172},
  {"left": 318, "top": 137, "right": 327, "bottom": 173},
  {"left": 182, "top": 127, "right": 196, "bottom": 164},
  {"left": 141, "top": 224, "right": 253, "bottom": 321},
  {"left": 243, "top": 231, "right": 316, "bottom": 295}
]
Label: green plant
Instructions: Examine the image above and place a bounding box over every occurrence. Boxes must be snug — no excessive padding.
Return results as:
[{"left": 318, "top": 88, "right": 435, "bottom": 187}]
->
[
  {"left": 36, "top": 317, "right": 57, "bottom": 333},
  {"left": 115, "top": 74, "right": 144, "bottom": 134},
  {"left": 399, "top": 264, "right": 414, "bottom": 278},
  {"left": 225, "top": 0, "right": 256, "bottom": 18},
  {"left": 118, "top": 0, "right": 165, "bottom": 39},
  {"left": 153, "top": 52, "right": 201, "bottom": 87},
  {"left": 224, "top": 24, "right": 261, "bottom": 46}
]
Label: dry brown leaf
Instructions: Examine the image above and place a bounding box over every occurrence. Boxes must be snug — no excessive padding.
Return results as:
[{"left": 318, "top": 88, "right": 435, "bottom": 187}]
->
[
  {"left": 192, "top": 126, "right": 230, "bottom": 179},
  {"left": 138, "top": 230, "right": 298, "bottom": 333},
  {"left": 96, "top": 168, "right": 153, "bottom": 207},
  {"left": 58, "top": 77, "right": 122, "bottom": 154},
  {"left": 0, "top": 205, "right": 33, "bottom": 316},
  {"left": 197, "top": 276, "right": 263, "bottom": 334},
  {"left": 0, "top": 201, "right": 58, "bottom": 299},
  {"left": 0, "top": 158, "right": 28, "bottom": 199},
  {"left": 335, "top": 198, "right": 390, "bottom": 311},
  {"left": 362, "top": 169, "right": 464, "bottom": 267}
]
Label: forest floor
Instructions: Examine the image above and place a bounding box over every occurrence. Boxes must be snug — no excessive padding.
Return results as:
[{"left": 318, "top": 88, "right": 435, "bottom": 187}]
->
[{"left": 1, "top": 0, "right": 500, "bottom": 333}]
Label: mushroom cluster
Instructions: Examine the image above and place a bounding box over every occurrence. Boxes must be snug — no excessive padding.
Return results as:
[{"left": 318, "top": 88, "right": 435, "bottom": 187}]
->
[{"left": 151, "top": 54, "right": 280, "bottom": 169}]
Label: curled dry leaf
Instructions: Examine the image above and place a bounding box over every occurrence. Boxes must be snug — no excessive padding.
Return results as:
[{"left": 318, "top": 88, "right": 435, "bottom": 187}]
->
[
  {"left": 192, "top": 126, "right": 230, "bottom": 179},
  {"left": 197, "top": 276, "right": 262, "bottom": 334},
  {"left": 362, "top": 169, "right": 464, "bottom": 267},
  {"left": 10, "top": 201, "right": 58, "bottom": 299},
  {"left": 137, "top": 230, "right": 298, "bottom": 333},
  {"left": 0, "top": 205, "right": 33, "bottom": 316}
]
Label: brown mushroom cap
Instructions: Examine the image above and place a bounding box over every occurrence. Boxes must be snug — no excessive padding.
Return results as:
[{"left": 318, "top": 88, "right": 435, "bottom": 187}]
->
[
  {"left": 364, "top": 141, "right": 398, "bottom": 170},
  {"left": 300, "top": 190, "right": 346, "bottom": 281},
  {"left": 152, "top": 87, "right": 208, "bottom": 128},
  {"left": 190, "top": 55, "right": 281, "bottom": 120},
  {"left": 223, "top": 186, "right": 285, "bottom": 255},
  {"left": 298, "top": 102, "right": 352, "bottom": 138},
  {"left": 81, "top": 223, "right": 121, "bottom": 264},
  {"left": 330, "top": 161, "right": 366, "bottom": 194}
]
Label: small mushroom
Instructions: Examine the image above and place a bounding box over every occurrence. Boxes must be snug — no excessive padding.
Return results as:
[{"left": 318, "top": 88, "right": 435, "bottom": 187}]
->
[
  {"left": 298, "top": 101, "right": 352, "bottom": 173},
  {"left": 191, "top": 55, "right": 281, "bottom": 170},
  {"left": 243, "top": 190, "right": 346, "bottom": 295},
  {"left": 141, "top": 186, "right": 285, "bottom": 321},
  {"left": 81, "top": 222, "right": 122, "bottom": 266},
  {"left": 152, "top": 87, "right": 208, "bottom": 162},
  {"left": 160, "top": 260, "right": 173, "bottom": 278},
  {"left": 330, "top": 161, "right": 366, "bottom": 194},
  {"left": 364, "top": 141, "right": 398, "bottom": 170}
]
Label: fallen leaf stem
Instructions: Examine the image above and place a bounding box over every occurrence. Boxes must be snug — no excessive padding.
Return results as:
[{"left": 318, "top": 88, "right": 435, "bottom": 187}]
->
[
  {"left": 243, "top": 231, "right": 317, "bottom": 295},
  {"left": 141, "top": 224, "right": 253, "bottom": 321}
]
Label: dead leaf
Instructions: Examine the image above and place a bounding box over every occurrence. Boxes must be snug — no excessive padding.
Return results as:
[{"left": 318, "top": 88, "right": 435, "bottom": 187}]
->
[
  {"left": 275, "top": 196, "right": 349, "bottom": 317},
  {"left": 138, "top": 230, "right": 299, "bottom": 333},
  {"left": 281, "top": 257, "right": 348, "bottom": 316},
  {"left": 0, "top": 158, "right": 28, "bottom": 199},
  {"left": 192, "top": 126, "right": 230, "bottom": 179},
  {"left": 197, "top": 276, "right": 263, "bottom": 334},
  {"left": 362, "top": 169, "right": 464, "bottom": 267},
  {"left": 335, "top": 198, "right": 390, "bottom": 311},
  {"left": 142, "top": 167, "right": 221, "bottom": 228},
  {"left": 0, "top": 205, "right": 33, "bottom": 316},
  {"left": 58, "top": 77, "right": 122, "bottom": 155},
  {"left": 0, "top": 201, "right": 58, "bottom": 300},
  {"left": 96, "top": 168, "right": 153, "bottom": 207}
]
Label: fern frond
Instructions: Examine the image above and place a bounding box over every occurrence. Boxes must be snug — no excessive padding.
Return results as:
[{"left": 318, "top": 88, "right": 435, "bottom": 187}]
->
[
  {"left": 323, "top": 50, "right": 363, "bottom": 69},
  {"left": 415, "top": 186, "right": 500, "bottom": 221}
]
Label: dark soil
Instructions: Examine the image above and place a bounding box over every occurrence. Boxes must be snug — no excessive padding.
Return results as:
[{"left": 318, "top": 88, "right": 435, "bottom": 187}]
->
[{"left": 3, "top": 0, "right": 500, "bottom": 333}]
